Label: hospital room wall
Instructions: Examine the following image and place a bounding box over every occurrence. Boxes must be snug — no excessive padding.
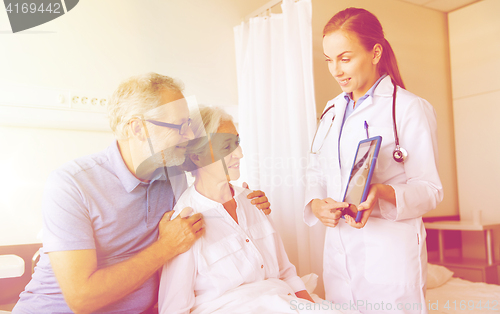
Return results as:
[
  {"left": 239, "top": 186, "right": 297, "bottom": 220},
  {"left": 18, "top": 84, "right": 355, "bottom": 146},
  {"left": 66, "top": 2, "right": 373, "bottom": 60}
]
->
[
  {"left": 0, "top": 0, "right": 459, "bottom": 244},
  {"left": 311, "top": 0, "right": 458, "bottom": 218},
  {"left": 448, "top": 0, "right": 500, "bottom": 259},
  {"left": 0, "top": 0, "right": 259, "bottom": 246}
]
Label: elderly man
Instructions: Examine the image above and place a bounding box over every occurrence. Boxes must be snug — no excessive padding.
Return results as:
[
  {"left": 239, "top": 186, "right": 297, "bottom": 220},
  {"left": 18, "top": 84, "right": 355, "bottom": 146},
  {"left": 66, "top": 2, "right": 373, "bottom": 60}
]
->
[{"left": 13, "top": 73, "right": 270, "bottom": 314}]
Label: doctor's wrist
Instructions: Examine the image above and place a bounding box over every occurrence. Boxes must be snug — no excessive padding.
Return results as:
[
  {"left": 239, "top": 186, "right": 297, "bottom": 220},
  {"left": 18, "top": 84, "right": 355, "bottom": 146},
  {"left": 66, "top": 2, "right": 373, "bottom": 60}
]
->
[
  {"left": 373, "top": 184, "right": 396, "bottom": 206},
  {"left": 310, "top": 199, "right": 322, "bottom": 217}
]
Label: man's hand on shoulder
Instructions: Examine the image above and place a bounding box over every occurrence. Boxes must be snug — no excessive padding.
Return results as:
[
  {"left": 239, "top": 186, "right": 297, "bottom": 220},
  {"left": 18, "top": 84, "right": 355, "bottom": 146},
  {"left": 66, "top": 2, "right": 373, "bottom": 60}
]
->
[
  {"left": 158, "top": 208, "right": 204, "bottom": 258},
  {"left": 243, "top": 182, "right": 271, "bottom": 215}
]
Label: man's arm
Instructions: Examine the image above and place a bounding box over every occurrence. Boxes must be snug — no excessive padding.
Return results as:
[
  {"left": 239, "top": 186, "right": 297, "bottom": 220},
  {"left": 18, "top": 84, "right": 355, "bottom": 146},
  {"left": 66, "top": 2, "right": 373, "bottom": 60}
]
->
[{"left": 49, "top": 211, "right": 204, "bottom": 314}]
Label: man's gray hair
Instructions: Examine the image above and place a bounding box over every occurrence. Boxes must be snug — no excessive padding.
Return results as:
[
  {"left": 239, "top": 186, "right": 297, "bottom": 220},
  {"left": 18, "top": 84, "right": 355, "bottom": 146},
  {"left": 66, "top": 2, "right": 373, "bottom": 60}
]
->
[{"left": 107, "top": 72, "right": 184, "bottom": 139}]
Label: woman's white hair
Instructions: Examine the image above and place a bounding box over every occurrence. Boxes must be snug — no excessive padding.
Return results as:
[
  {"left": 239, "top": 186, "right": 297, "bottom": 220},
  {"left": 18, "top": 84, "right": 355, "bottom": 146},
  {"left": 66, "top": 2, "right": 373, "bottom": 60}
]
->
[
  {"left": 107, "top": 72, "right": 184, "bottom": 139},
  {"left": 183, "top": 106, "right": 234, "bottom": 173}
]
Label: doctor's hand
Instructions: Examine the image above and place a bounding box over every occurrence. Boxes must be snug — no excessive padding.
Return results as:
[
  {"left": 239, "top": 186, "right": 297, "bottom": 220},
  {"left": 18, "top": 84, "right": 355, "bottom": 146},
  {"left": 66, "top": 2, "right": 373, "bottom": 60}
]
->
[
  {"left": 243, "top": 182, "right": 272, "bottom": 215},
  {"left": 311, "top": 198, "right": 349, "bottom": 228},
  {"left": 345, "top": 184, "right": 396, "bottom": 229}
]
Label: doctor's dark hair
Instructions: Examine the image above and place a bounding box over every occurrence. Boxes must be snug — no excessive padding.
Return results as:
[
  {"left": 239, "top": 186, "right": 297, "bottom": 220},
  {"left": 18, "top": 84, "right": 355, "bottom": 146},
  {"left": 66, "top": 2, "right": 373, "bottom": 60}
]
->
[{"left": 323, "top": 7, "right": 405, "bottom": 89}]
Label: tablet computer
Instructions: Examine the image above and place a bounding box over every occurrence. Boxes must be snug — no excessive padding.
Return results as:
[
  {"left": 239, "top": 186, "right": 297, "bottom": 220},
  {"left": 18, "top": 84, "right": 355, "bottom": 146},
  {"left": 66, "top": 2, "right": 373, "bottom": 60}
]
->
[{"left": 341, "top": 136, "right": 382, "bottom": 223}]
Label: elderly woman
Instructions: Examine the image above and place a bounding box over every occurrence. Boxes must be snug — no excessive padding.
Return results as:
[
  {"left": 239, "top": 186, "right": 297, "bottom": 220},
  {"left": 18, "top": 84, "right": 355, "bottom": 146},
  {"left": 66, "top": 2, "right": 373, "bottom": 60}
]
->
[{"left": 158, "top": 107, "right": 350, "bottom": 314}]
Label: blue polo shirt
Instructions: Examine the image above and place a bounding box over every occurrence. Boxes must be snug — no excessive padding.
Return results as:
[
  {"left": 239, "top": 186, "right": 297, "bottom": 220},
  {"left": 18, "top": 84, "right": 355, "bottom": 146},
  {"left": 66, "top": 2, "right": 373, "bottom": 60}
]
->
[{"left": 13, "top": 141, "right": 181, "bottom": 313}]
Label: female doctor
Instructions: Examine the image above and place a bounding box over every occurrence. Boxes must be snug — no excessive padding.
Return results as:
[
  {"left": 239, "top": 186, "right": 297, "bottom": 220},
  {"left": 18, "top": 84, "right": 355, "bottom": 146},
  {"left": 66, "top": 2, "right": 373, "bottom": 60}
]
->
[{"left": 304, "top": 7, "right": 443, "bottom": 314}]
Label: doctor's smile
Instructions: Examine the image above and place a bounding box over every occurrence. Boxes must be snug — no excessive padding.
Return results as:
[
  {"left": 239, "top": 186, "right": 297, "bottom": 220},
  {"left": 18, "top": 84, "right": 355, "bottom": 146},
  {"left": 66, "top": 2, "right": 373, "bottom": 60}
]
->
[{"left": 338, "top": 78, "right": 350, "bottom": 86}]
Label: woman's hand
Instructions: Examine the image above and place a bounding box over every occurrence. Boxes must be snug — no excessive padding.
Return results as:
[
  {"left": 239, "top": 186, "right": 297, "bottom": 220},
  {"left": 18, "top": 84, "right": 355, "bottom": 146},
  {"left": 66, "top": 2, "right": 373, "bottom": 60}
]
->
[
  {"left": 295, "top": 290, "right": 315, "bottom": 303},
  {"left": 311, "top": 198, "right": 349, "bottom": 228},
  {"left": 345, "top": 183, "right": 395, "bottom": 229}
]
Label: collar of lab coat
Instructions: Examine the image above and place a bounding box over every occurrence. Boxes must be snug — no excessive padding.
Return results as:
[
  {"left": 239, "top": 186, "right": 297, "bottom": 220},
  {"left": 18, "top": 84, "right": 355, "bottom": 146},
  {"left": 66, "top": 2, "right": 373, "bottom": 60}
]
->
[
  {"left": 373, "top": 75, "right": 396, "bottom": 98},
  {"left": 321, "top": 75, "right": 396, "bottom": 130},
  {"left": 329, "top": 76, "right": 395, "bottom": 139},
  {"left": 334, "top": 75, "right": 395, "bottom": 111}
]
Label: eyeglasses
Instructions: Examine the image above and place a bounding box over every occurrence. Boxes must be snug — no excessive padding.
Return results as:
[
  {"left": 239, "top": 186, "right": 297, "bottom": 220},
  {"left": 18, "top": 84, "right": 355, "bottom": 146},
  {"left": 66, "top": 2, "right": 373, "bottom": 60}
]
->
[
  {"left": 145, "top": 118, "right": 192, "bottom": 135},
  {"left": 310, "top": 106, "right": 335, "bottom": 154}
]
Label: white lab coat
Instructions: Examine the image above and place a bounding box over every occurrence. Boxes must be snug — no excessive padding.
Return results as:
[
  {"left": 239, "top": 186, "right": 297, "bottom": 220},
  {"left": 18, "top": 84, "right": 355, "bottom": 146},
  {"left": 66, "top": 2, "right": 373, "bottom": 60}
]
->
[{"left": 304, "top": 76, "right": 443, "bottom": 314}]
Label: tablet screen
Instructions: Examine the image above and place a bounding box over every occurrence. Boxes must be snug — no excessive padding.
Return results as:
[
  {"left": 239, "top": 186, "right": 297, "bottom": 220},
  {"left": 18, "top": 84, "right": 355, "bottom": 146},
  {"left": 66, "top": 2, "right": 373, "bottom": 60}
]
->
[{"left": 342, "top": 136, "right": 381, "bottom": 221}]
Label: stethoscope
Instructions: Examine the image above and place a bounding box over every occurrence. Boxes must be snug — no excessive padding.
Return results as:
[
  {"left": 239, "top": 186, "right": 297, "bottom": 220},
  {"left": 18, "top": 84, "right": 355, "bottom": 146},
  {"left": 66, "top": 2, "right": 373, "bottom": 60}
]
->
[
  {"left": 389, "top": 80, "right": 408, "bottom": 163},
  {"left": 311, "top": 79, "right": 408, "bottom": 163}
]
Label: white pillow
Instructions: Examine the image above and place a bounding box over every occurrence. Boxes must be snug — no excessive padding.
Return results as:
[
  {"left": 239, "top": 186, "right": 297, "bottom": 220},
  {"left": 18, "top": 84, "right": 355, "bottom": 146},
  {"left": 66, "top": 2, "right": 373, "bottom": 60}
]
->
[
  {"left": 300, "top": 273, "right": 318, "bottom": 294},
  {"left": 427, "top": 263, "right": 454, "bottom": 289},
  {"left": 300, "top": 273, "right": 324, "bottom": 303}
]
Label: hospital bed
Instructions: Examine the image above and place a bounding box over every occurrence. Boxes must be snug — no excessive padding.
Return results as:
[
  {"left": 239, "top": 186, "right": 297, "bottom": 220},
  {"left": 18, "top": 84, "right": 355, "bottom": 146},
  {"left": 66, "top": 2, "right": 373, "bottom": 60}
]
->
[
  {"left": 303, "top": 263, "right": 500, "bottom": 314},
  {"left": 425, "top": 263, "right": 500, "bottom": 313},
  {"left": 2, "top": 262, "right": 499, "bottom": 313}
]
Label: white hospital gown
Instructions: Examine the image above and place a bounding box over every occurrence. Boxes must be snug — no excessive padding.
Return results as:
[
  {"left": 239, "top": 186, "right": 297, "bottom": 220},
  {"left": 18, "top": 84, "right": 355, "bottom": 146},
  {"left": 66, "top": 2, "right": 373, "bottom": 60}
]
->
[{"left": 158, "top": 185, "right": 307, "bottom": 314}]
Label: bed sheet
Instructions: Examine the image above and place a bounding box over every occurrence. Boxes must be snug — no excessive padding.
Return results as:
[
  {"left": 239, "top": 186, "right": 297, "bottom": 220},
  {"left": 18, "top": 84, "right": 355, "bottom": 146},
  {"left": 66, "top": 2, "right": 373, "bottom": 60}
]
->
[
  {"left": 426, "top": 277, "right": 500, "bottom": 313},
  {"left": 191, "top": 277, "right": 361, "bottom": 314},
  {"left": 305, "top": 271, "right": 500, "bottom": 314}
]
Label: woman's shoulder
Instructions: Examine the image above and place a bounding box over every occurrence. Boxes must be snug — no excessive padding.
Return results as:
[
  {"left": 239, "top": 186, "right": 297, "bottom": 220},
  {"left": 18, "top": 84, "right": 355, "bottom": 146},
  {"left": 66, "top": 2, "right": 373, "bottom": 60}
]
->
[
  {"left": 395, "top": 88, "right": 436, "bottom": 120},
  {"left": 397, "top": 87, "right": 429, "bottom": 103},
  {"left": 233, "top": 186, "right": 262, "bottom": 210},
  {"left": 233, "top": 186, "right": 270, "bottom": 222},
  {"left": 232, "top": 185, "right": 252, "bottom": 198},
  {"left": 172, "top": 184, "right": 203, "bottom": 218},
  {"left": 375, "top": 76, "right": 433, "bottom": 108}
]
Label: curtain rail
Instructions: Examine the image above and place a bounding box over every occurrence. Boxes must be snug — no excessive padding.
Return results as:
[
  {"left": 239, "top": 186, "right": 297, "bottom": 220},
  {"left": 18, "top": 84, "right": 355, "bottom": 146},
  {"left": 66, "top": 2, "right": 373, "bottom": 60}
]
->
[{"left": 244, "top": 0, "right": 282, "bottom": 21}]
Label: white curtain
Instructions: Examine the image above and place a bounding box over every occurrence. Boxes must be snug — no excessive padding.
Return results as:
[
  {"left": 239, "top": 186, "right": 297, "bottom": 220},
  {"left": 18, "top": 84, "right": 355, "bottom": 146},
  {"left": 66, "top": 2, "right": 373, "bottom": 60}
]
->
[{"left": 234, "top": 0, "right": 327, "bottom": 297}]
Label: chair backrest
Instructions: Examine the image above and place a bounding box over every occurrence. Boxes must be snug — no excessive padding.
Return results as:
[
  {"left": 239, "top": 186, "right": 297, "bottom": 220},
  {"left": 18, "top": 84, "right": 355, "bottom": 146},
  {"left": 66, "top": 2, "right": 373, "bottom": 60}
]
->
[{"left": 31, "top": 249, "right": 41, "bottom": 275}]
